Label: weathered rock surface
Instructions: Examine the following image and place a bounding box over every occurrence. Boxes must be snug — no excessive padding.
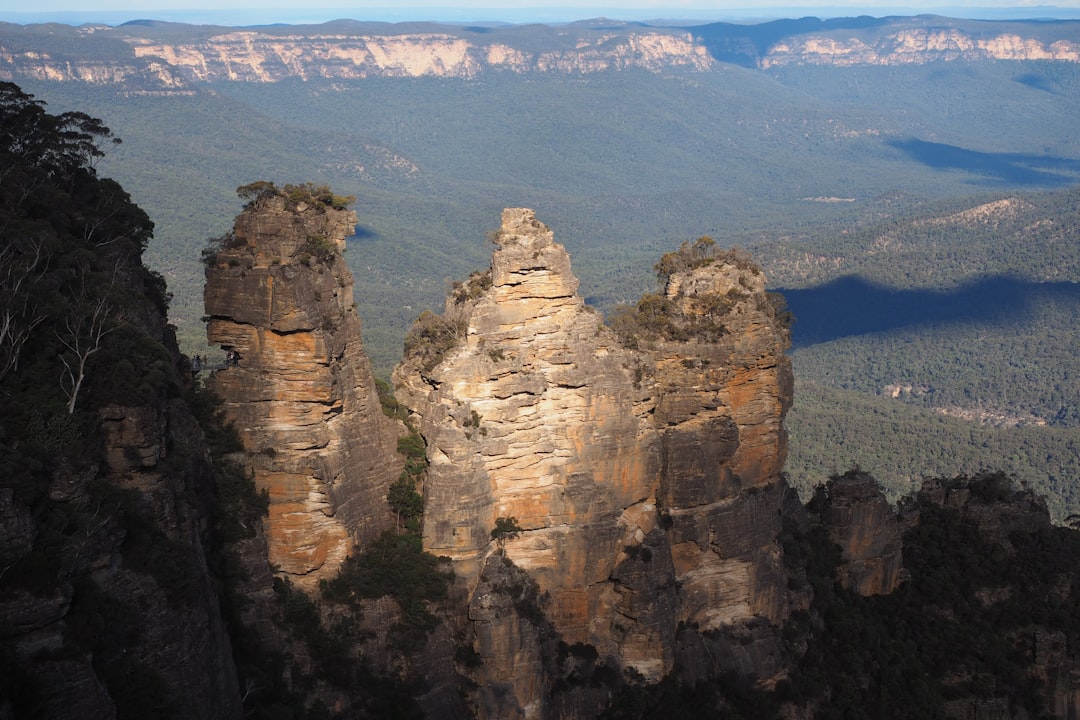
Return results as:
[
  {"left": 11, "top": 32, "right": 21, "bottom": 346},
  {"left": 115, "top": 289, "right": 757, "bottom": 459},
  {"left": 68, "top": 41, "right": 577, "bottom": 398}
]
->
[
  {"left": 652, "top": 253, "right": 796, "bottom": 632},
  {"left": 809, "top": 469, "right": 907, "bottom": 596},
  {"left": 205, "top": 187, "right": 401, "bottom": 584},
  {"left": 393, "top": 209, "right": 797, "bottom": 717},
  {"left": 0, "top": 358, "right": 243, "bottom": 720}
]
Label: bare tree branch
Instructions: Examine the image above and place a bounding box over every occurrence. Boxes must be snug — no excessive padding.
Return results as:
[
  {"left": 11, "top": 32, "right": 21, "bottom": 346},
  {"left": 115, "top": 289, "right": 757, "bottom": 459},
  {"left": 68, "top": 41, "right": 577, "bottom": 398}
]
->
[
  {"left": 0, "top": 238, "right": 47, "bottom": 383},
  {"left": 55, "top": 258, "right": 125, "bottom": 414}
]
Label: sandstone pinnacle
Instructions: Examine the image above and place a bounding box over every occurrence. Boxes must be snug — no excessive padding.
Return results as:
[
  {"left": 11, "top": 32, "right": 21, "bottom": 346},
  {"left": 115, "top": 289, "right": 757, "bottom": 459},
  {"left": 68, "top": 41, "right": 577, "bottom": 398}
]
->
[
  {"left": 393, "top": 209, "right": 797, "bottom": 716},
  {"left": 204, "top": 185, "right": 402, "bottom": 585}
]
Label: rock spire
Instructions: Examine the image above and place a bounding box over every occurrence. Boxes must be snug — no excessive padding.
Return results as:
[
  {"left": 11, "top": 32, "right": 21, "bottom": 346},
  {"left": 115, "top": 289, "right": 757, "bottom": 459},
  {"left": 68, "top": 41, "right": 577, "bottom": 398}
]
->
[
  {"left": 204, "top": 185, "right": 402, "bottom": 584},
  {"left": 393, "top": 209, "right": 798, "bottom": 717}
]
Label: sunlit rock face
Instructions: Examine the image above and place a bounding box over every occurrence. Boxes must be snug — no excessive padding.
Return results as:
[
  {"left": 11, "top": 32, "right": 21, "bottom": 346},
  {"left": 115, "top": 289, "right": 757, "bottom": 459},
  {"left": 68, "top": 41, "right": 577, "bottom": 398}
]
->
[
  {"left": 204, "top": 188, "right": 401, "bottom": 585},
  {"left": 393, "top": 209, "right": 659, "bottom": 673},
  {"left": 394, "top": 208, "right": 797, "bottom": 718},
  {"left": 4, "top": 20, "right": 1077, "bottom": 90},
  {"left": 653, "top": 250, "right": 795, "bottom": 632}
]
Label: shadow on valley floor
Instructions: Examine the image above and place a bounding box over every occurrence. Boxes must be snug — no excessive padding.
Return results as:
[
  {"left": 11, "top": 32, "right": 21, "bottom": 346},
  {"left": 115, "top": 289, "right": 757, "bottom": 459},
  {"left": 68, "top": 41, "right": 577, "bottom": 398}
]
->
[
  {"left": 349, "top": 223, "right": 379, "bottom": 240},
  {"left": 888, "top": 138, "right": 1080, "bottom": 187},
  {"left": 779, "top": 274, "right": 1080, "bottom": 348}
]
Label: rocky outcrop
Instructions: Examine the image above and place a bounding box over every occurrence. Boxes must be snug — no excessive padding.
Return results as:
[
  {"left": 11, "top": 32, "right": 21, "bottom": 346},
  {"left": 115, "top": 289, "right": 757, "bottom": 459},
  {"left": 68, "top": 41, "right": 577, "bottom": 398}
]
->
[
  {"left": 393, "top": 209, "right": 796, "bottom": 717},
  {"left": 394, "top": 209, "right": 662, "bottom": 707},
  {"left": 809, "top": 469, "right": 907, "bottom": 596},
  {"left": 651, "top": 248, "right": 796, "bottom": 632},
  {"left": 204, "top": 185, "right": 401, "bottom": 584}
]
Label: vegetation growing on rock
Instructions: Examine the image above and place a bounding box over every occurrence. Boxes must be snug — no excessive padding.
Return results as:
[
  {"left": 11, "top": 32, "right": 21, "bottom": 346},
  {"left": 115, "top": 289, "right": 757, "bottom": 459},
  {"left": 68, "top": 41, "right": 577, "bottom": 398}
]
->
[
  {"left": 0, "top": 81, "right": 240, "bottom": 719},
  {"left": 401, "top": 309, "right": 465, "bottom": 373},
  {"left": 238, "top": 180, "right": 354, "bottom": 212},
  {"left": 610, "top": 238, "right": 766, "bottom": 347}
]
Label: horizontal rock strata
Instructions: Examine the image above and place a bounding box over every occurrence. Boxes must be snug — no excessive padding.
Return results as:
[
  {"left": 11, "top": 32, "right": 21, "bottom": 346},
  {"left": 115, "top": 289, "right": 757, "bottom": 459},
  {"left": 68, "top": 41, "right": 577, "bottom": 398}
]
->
[
  {"left": 393, "top": 208, "right": 797, "bottom": 718},
  {"left": 2, "top": 19, "right": 1078, "bottom": 89},
  {"left": 205, "top": 187, "right": 401, "bottom": 584}
]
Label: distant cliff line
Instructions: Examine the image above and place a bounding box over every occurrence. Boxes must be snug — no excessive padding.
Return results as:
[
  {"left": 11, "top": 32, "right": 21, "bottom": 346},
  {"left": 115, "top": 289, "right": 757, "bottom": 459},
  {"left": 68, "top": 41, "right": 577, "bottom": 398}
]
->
[{"left": 1, "top": 16, "right": 1079, "bottom": 88}]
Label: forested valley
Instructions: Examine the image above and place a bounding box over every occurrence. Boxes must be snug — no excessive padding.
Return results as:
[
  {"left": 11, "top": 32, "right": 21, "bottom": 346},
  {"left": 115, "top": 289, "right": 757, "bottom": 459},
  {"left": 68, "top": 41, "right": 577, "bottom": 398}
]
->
[{"left": 8, "top": 22, "right": 1080, "bottom": 518}]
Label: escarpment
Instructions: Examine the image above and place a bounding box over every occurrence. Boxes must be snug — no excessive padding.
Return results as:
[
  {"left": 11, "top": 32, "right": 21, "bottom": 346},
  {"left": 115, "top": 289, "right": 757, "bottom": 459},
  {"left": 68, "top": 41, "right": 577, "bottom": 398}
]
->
[
  {"left": 204, "top": 184, "right": 402, "bottom": 584},
  {"left": 392, "top": 209, "right": 799, "bottom": 717},
  {"left": 2, "top": 19, "right": 1079, "bottom": 90}
]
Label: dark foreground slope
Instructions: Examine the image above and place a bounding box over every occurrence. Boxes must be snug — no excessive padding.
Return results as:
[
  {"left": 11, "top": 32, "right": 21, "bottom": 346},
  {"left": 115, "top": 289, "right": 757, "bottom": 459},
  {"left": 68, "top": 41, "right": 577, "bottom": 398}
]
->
[
  {"left": 603, "top": 470, "right": 1080, "bottom": 719},
  {"left": 0, "top": 82, "right": 244, "bottom": 718}
]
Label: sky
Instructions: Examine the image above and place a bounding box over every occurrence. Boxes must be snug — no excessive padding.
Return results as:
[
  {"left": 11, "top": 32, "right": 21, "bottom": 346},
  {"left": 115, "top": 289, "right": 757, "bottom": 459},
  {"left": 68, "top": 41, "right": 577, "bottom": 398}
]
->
[{"left": 3, "top": 0, "right": 1080, "bottom": 25}]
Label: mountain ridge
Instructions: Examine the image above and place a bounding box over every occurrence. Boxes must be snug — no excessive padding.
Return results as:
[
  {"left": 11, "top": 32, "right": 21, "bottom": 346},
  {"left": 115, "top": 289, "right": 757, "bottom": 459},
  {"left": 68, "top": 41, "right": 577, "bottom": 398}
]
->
[{"left": 3, "top": 15, "right": 1080, "bottom": 88}]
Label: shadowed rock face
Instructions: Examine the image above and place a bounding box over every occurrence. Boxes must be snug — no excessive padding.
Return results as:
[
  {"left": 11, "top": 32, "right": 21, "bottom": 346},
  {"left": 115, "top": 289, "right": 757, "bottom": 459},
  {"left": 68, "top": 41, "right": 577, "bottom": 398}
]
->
[
  {"left": 204, "top": 189, "right": 401, "bottom": 585},
  {"left": 811, "top": 470, "right": 907, "bottom": 596},
  {"left": 393, "top": 208, "right": 796, "bottom": 717}
]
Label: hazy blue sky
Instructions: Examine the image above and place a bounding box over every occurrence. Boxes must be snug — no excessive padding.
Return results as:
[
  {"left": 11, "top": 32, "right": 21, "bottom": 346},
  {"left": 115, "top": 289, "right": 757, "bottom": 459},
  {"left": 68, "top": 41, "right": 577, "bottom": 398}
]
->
[{"left": 4, "top": 1, "right": 1080, "bottom": 25}]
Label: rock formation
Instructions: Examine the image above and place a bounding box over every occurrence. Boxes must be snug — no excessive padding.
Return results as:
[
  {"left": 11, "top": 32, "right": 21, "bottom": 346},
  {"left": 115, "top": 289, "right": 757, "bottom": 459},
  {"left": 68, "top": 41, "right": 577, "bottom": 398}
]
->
[
  {"left": 392, "top": 209, "right": 797, "bottom": 717},
  {"left": 2, "top": 18, "right": 1078, "bottom": 90},
  {"left": 808, "top": 469, "right": 907, "bottom": 596},
  {"left": 649, "top": 244, "right": 796, "bottom": 634},
  {"left": 11, "top": 75, "right": 1080, "bottom": 717},
  {"left": 204, "top": 184, "right": 401, "bottom": 584}
]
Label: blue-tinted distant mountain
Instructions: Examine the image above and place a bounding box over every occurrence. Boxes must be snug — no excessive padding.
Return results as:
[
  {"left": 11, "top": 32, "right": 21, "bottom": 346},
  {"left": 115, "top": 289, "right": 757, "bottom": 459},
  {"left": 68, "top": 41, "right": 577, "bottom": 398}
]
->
[
  {"left": 2, "top": 14, "right": 1079, "bottom": 88},
  {"left": 688, "top": 14, "right": 1080, "bottom": 67}
]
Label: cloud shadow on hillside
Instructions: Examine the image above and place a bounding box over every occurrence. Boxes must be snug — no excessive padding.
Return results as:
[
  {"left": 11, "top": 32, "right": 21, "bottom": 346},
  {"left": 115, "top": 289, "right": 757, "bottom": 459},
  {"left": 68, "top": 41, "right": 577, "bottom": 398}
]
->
[
  {"left": 888, "top": 139, "right": 1080, "bottom": 187},
  {"left": 688, "top": 16, "right": 891, "bottom": 67},
  {"left": 778, "top": 274, "right": 1080, "bottom": 348}
]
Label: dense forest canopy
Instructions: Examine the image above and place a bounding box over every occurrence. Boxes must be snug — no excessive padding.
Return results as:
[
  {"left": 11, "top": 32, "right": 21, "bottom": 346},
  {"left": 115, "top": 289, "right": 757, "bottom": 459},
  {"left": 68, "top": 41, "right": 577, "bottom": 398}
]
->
[
  {"left": 0, "top": 81, "right": 170, "bottom": 428},
  {"left": 6, "top": 21, "right": 1079, "bottom": 520}
]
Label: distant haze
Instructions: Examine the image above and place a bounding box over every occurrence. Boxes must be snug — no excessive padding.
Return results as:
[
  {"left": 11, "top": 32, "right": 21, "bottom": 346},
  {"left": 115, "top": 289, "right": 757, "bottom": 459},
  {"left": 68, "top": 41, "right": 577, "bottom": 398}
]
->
[{"left": 4, "top": 3, "right": 1080, "bottom": 26}]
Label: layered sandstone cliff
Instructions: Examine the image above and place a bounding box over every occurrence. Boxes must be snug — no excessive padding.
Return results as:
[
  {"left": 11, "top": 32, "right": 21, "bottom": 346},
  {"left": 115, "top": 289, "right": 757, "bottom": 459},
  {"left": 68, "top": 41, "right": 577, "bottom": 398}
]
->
[
  {"left": 122, "top": 29, "right": 713, "bottom": 82},
  {"left": 392, "top": 209, "right": 797, "bottom": 717},
  {"left": 204, "top": 184, "right": 401, "bottom": 584},
  {"left": 0, "top": 23, "right": 712, "bottom": 88},
  {"left": 762, "top": 28, "right": 1080, "bottom": 67},
  {"left": 2, "top": 18, "right": 1078, "bottom": 89}
]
